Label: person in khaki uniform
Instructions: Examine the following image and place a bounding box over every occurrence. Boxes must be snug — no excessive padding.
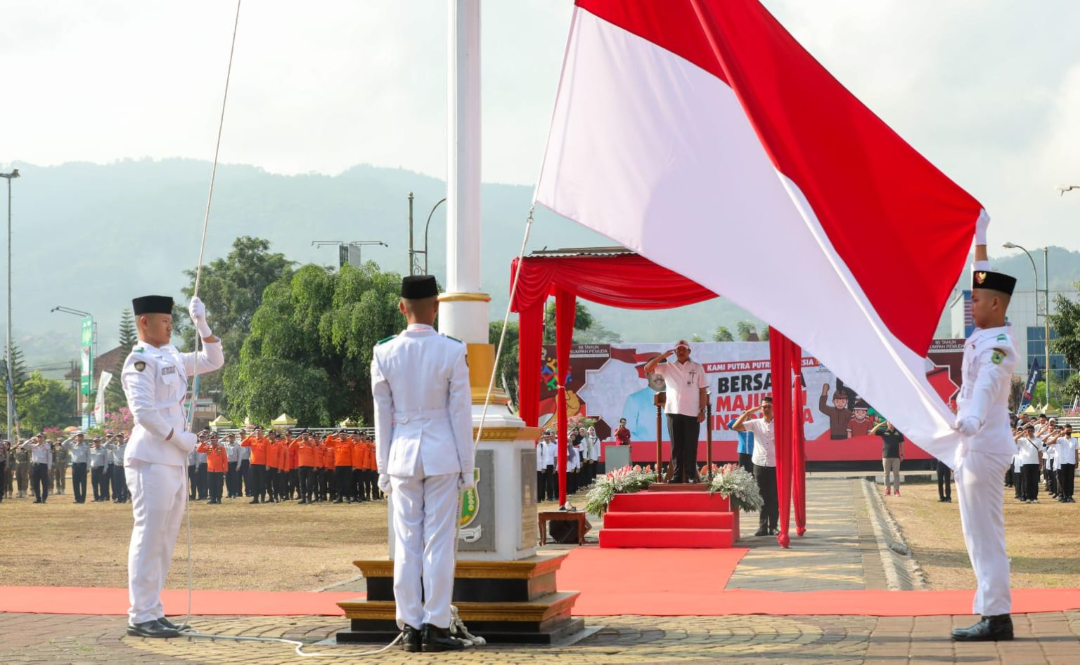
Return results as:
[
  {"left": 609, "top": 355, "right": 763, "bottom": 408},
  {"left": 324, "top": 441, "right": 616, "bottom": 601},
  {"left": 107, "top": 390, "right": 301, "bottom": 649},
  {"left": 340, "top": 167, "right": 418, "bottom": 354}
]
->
[
  {"left": 52, "top": 441, "right": 69, "bottom": 495},
  {"left": 14, "top": 443, "right": 30, "bottom": 498}
]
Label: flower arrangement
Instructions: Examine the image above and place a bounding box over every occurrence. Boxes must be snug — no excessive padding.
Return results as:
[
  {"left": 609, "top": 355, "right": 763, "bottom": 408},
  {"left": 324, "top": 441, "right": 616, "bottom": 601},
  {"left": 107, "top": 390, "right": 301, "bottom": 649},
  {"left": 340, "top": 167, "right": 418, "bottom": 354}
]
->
[
  {"left": 583, "top": 464, "right": 657, "bottom": 516},
  {"left": 706, "top": 463, "right": 763, "bottom": 512}
]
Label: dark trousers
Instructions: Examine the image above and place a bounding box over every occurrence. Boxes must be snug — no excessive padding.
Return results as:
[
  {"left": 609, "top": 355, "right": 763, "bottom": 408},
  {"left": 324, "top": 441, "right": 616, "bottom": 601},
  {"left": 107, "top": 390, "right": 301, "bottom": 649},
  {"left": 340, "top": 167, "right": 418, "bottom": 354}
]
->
[
  {"left": 352, "top": 468, "right": 368, "bottom": 501},
  {"left": 225, "top": 461, "right": 238, "bottom": 497},
  {"left": 31, "top": 463, "right": 49, "bottom": 502},
  {"left": 335, "top": 466, "right": 352, "bottom": 500},
  {"left": 1022, "top": 464, "right": 1040, "bottom": 501},
  {"left": 196, "top": 463, "right": 209, "bottom": 499},
  {"left": 1047, "top": 466, "right": 1059, "bottom": 495},
  {"left": 754, "top": 464, "right": 778, "bottom": 533},
  {"left": 112, "top": 465, "right": 128, "bottom": 502},
  {"left": 666, "top": 413, "right": 701, "bottom": 483},
  {"left": 1014, "top": 467, "right": 1024, "bottom": 498},
  {"left": 937, "top": 464, "right": 952, "bottom": 500},
  {"left": 92, "top": 466, "right": 109, "bottom": 500},
  {"left": 539, "top": 466, "right": 556, "bottom": 502},
  {"left": 1058, "top": 463, "right": 1075, "bottom": 500},
  {"left": 265, "top": 468, "right": 278, "bottom": 499},
  {"left": 239, "top": 459, "right": 250, "bottom": 496},
  {"left": 209, "top": 472, "right": 224, "bottom": 501},
  {"left": 250, "top": 464, "right": 266, "bottom": 501},
  {"left": 102, "top": 465, "right": 112, "bottom": 500},
  {"left": 188, "top": 464, "right": 197, "bottom": 499},
  {"left": 0, "top": 461, "right": 4, "bottom": 502},
  {"left": 298, "top": 466, "right": 314, "bottom": 501},
  {"left": 72, "top": 462, "right": 87, "bottom": 503},
  {"left": 319, "top": 469, "right": 330, "bottom": 500},
  {"left": 1004, "top": 466, "right": 1014, "bottom": 487},
  {"left": 738, "top": 453, "right": 754, "bottom": 474}
]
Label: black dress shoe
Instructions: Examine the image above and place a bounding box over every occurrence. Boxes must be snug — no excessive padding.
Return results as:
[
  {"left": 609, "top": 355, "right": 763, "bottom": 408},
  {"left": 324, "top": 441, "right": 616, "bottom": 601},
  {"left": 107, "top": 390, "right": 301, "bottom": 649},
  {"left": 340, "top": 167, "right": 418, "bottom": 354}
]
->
[
  {"left": 402, "top": 624, "right": 421, "bottom": 652},
  {"left": 421, "top": 623, "right": 463, "bottom": 652},
  {"left": 127, "top": 620, "right": 180, "bottom": 638},
  {"left": 952, "top": 614, "right": 1013, "bottom": 641},
  {"left": 753, "top": 529, "right": 769, "bottom": 537},
  {"left": 157, "top": 616, "right": 184, "bottom": 631}
]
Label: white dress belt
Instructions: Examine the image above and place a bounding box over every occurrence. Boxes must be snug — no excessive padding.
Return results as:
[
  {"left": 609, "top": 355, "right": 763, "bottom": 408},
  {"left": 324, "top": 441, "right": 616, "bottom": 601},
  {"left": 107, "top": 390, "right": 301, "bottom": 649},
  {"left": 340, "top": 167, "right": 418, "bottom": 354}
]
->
[{"left": 393, "top": 408, "right": 450, "bottom": 424}]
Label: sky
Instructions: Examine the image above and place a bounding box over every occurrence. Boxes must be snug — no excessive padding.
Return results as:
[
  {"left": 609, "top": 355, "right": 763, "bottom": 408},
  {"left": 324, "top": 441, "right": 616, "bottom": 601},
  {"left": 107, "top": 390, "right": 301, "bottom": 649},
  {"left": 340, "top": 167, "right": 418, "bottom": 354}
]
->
[{"left": 3, "top": 0, "right": 1080, "bottom": 251}]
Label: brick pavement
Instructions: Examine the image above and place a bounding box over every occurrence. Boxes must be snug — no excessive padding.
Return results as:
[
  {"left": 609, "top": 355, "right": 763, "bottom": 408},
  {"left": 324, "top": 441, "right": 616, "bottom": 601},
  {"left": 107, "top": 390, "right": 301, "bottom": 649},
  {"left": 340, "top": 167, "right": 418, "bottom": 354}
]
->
[{"left": 3, "top": 612, "right": 1080, "bottom": 663}]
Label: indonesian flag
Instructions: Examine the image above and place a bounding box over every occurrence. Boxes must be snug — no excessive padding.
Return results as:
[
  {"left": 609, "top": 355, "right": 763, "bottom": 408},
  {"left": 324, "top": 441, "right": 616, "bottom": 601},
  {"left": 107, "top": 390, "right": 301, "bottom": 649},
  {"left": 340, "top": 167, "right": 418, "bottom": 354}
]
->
[{"left": 534, "top": 0, "right": 984, "bottom": 467}]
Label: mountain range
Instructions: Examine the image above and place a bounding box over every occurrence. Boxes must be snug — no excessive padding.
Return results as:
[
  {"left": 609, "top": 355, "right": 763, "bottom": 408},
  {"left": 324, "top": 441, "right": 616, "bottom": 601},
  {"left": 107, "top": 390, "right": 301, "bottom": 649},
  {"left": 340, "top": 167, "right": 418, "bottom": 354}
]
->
[{"left": 6, "top": 159, "right": 1079, "bottom": 376}]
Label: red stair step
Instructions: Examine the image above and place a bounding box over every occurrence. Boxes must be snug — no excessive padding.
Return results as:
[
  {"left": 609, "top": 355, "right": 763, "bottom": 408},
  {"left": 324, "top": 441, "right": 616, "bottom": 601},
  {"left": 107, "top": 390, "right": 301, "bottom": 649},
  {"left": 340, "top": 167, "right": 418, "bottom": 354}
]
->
[
  {"left": 608, "top": 491, "right": 731, "bottom": 513},
  {"left": 599, "top": 528, "right": 735, "bottom": 549},
  {"left": 604, "top": 511, "right": 736, "bottom": 530}
]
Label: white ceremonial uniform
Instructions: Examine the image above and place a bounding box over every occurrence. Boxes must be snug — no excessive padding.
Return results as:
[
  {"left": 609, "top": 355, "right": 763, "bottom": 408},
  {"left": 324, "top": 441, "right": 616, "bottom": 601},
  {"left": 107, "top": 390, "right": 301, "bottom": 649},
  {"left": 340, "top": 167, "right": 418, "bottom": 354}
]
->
[
  {"left": 955, "top": 322, "right": 1017, "bottom": 617},
  {"left": 371, "top": 323, "right": 473, "bottom": 630},
  {"left": 121, "top": 339, "right": 223, "bottom": 625}
]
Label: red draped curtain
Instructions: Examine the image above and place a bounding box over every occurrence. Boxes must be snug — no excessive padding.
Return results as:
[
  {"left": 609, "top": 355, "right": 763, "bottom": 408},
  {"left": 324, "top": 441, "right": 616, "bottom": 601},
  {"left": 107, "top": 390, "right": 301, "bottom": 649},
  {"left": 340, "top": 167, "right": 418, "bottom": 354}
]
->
[{"left": 769, "top": 328, "right": 807, "bottom": 548}]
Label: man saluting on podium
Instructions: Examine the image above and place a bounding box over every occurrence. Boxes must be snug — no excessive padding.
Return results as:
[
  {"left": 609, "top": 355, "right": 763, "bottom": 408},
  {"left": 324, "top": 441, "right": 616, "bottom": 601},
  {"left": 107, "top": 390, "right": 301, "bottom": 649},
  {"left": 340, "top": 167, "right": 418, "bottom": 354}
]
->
[
  {"left": 372, "top": 275, "right": 475, "bottom": 653},
  {"left": 121, "top": 295, "right": 223, "bottom": 638}
]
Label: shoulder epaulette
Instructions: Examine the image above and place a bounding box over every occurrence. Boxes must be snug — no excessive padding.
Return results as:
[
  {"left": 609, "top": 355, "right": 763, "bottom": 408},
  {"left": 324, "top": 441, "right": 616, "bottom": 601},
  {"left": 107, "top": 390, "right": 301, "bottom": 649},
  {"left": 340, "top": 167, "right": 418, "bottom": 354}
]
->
[
  {"left": 443, "top": 334, "right": 464, "bottom": 344},
  {"left": 133, "top": 347, "right": 144, "bottom": 353},
  {"left": 996, "top": 334, "right": 1008, "bottom": 342},
  {"left": 376, "top": 335, "right": 396, "bottom": 346}
]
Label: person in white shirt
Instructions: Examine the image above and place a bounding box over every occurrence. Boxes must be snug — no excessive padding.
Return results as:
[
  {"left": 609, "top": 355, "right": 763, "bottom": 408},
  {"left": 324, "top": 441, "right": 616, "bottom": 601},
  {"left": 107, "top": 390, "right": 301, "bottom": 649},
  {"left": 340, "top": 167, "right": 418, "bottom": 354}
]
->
[
  {"left": 582, "top": 426, "right": 601, "bottom": 483},
  {"left": 732, "top": 397, "right": 777, "bottom": 537},
  {"left": 644, "top": 340, "right": 708, "bottom": 483},
  {"left": 1015, "top": 425, "right": 1041, "bottom": 503},
  {"left": 1050, "top": 425, "right": 1076, "bottom": 503},
  {"left": 536, "top": 431, "right": 556, "bottom": 502}
]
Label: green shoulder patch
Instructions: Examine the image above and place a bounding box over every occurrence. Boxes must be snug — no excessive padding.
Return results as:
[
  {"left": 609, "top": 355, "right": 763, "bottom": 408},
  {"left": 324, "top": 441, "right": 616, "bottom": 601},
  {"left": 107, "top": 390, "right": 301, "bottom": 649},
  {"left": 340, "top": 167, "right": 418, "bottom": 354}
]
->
[
  {"left": 133, "top": 347, "right": 144, "bottom": 353},
  {"left": 991, "top": 349, "right": 1006, "bottom": 366},
  {"left": 996, "top": 334, "right": 1008, "bottom": 342},
  {"left": 376, "top": 335, "right": 396, "bottom": 346}
]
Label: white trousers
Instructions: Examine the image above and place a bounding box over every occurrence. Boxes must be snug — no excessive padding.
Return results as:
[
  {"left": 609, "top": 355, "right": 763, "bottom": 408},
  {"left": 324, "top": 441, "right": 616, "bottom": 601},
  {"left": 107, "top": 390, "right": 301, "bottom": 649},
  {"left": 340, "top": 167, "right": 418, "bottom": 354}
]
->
[
  {"left": 955, "top": 449, "right": 1013, "bottom": 617},
  {"left": 126, "top": 459, "right": 187, "bottom": 624},
  {"left": 390, "top": 472, "right": 459, "bottom": 630}
]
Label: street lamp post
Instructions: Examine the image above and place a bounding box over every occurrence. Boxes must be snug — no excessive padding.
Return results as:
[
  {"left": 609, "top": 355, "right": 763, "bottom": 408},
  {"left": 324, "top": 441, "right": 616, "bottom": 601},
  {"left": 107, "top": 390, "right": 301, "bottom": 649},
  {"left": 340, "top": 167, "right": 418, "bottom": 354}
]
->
[
  {"left": 406, "top": 194, "right": 447, "bottom": 276},
  {"left": 1, "top": 169, "right": 20, "bottom": 442},
  {"left": 51, "top": 306, "right": 96, "bottom": 427},
  {"left": 1003, "top": 242, "right": 1050, "bottom": 405}
]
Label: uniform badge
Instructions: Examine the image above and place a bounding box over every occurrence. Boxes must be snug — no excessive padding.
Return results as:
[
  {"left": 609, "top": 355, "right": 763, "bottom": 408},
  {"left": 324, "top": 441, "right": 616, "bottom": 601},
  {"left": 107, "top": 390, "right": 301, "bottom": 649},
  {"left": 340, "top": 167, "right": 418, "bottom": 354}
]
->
[
  {"left": 458, "top": 468, "right": 482, "bottom": 543},
  {"left": 134, "top": 361, "right": 146, "bottom": 372},
  {"left": 161, "top": 366, "right": 177, "bottom": 375},
  {"left": 991, "top": 350, "right": 1005, "bottom": 365},
  {"left": 975, "top": 272, "right": 987, "bottom": 284}
]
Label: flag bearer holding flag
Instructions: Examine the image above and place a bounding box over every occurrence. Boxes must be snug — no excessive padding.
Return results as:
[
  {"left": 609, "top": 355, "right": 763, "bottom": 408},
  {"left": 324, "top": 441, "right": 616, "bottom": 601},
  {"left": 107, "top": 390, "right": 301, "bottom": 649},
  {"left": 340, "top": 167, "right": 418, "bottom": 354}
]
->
[{"left": 951, "top": 232, "right": 1018, "bottom": 642}]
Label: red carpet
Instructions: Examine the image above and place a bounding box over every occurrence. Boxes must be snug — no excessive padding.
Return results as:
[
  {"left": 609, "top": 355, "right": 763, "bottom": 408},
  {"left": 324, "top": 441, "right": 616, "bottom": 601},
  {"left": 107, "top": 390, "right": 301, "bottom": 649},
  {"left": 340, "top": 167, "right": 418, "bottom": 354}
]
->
[{"left": 4, "top": 548, "right": 1080, "bottom": 618}]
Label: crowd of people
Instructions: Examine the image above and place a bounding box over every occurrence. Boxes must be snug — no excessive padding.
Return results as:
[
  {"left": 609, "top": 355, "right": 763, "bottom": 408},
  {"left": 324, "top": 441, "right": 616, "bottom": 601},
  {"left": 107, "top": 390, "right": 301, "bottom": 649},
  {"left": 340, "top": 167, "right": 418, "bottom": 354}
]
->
[
  {"left": 0, "top": 427, "right": 384, "bottom": 506},
  {"left": 535, "top": 425, "right": 601, "bottom": 502},
  {"left": 1008, "top": 413, "right": 1077, "bottom": 504}
]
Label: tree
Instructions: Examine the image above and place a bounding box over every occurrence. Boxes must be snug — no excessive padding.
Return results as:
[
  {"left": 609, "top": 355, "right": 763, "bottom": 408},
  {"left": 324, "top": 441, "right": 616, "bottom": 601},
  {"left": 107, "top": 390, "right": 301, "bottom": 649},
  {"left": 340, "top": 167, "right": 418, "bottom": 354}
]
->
[
  {"left": 713, "top": 326, "right": 734, "bottom": 342},
  {"left": 690, "top": 333, "right": 704, "bottom": 342},
  {"left": 1049, "top": 291, "right": 1080, "bottom": 370},
  {"left": 543, "top": 301, "right": 595, "bottom": 344},
  {"left": 1062, "top": 373, "right": 1080, "bottom": 405},
  {"left": 18, "top": 372, "right": 77, "bottom": 432},
  {"left": 226, "top": 262, "right": 403, "bottom": 426},
  {"left": 107, "top": 308, "right": 139, "bottom": 412},
  {"left": 181, "top": 237, "right": 295, "bottom": 411},
  {"left": 761, "top": 327, "right": 770, "bottom": 341},
  {"left": 490, "top": 321, "right": 520, "bottom": 407},
  {"left": 736, "top": 321, "right": 758, "bottom": 342}
]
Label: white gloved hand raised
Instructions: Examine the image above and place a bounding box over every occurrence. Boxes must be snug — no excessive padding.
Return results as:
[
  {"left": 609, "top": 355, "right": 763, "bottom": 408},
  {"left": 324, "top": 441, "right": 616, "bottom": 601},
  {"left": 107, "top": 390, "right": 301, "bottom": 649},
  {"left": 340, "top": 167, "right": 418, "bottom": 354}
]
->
[
  {"left": 378, "top": 473, "right": 392, "bottom": 496},
  {"left": 975, "top": 211, "right": 989, "bottom": 246},
  {"left": 459, "top": 470, "right": 476, "bottom": 491},
  {"left": 188, "top": 297, "right": 213, "bottom": 339},
  {"left": 956, "top": 416, "right": 981, "bottom": 438},
  {"left": 171, "top": 431, "right": 198, "bottom": 454}
]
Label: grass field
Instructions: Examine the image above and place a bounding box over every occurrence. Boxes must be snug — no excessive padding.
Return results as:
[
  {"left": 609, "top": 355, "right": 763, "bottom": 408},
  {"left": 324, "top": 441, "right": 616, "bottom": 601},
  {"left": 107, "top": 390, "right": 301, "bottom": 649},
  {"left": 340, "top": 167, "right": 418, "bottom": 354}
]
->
[{"left": 880, "top": 479, "right": 1080, "bottom": 590}]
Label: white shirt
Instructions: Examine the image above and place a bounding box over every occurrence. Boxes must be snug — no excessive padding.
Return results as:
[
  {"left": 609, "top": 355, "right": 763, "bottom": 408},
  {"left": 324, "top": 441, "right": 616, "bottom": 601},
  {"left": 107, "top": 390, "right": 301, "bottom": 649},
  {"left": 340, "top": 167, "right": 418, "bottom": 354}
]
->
[
  {"left": 956, "top": 325, "right": 1018, "bottom": 457},
  {"left": 582, "top": 435, "right": 601, "bottom": 462},
  {"left": 1054, "top": 435, "right": 1078, "bottom": 466},
  {"left": 654, "top": 358, "right": 707, "bottom": 417},
  {"left": 537, "top": 439, "right": 557, "bottom": 468},
  {"left": 1015, "top": 437, "right": 1041, "bottom": 466},
  {"left": 371, "top": 324, "right": 474, "bottom": 479},
  {"left": 743, "top": 417, "right": 775, "bottom": 467},
  {"left": 1044, "top": 437, "right": 1057, "bottom": 469}
]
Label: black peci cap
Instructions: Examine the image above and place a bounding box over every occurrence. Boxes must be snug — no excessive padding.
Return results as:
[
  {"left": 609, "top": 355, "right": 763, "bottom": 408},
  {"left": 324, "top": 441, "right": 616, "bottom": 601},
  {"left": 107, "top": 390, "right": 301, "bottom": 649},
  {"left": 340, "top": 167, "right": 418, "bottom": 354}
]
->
[
  {"left": 132, "top": 295, "right": 174, "bottom": 315},
  {"left": 400, "top": 275, "right": 438, "bottom": 299},
  {"left": 972, "top": 270, "right": 1016, "bottom": 296}
]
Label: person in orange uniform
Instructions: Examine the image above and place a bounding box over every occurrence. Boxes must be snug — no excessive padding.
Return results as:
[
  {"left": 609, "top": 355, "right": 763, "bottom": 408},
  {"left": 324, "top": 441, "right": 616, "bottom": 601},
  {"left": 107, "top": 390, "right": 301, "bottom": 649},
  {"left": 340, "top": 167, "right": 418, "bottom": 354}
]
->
[
  {"left": 322, "top": 436, "right": 336, "bottom": 501},
  {"left": 327, "top": 430, "right": 354, "bottom": 504},
  {"left": 267, "top": 431, "right": 285, "bottom": 503},
  {"left": 314, "top": 435, "right": 329, "bottom": 502},
  {"left": 287, "top": 433, "right": 300, "bottom": 500},
  {"left": 294, "top": 431, "right": 317, "bottom": 504},
  {"left": 196, "top": 432, "right": 228, "bottom": 504},
  {"left": 356, "top": 433, "right": 373, "bottom": 500},
  {"left": 240, "top": 426, "right": 269, "bottom": 504},
  {"left": 278, "top": 432, "right": 293, "bottom": 501}
]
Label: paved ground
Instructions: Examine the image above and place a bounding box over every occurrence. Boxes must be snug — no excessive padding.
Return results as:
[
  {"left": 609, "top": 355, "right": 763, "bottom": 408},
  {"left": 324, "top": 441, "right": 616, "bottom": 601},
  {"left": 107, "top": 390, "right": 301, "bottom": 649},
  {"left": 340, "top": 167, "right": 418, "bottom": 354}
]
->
[{"left": 4, "top": 478, "right": 1079, "bottom": 664}]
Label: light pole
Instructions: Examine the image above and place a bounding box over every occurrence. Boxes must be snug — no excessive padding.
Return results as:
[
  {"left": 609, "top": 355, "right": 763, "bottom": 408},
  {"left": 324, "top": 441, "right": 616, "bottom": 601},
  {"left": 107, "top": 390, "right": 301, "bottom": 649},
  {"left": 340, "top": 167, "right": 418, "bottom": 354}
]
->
[
  {"left": 1, "top": 168, "right": 20, "bottom": 441},
  {"left": 311, "top": 240, "right": 388, "bottom": 268},
  {"left": 51, "top": 306, "right": 96, "bottom": 426},
  {"left": 1003, "top": 242, "right": 1050, "bottom": 405}
]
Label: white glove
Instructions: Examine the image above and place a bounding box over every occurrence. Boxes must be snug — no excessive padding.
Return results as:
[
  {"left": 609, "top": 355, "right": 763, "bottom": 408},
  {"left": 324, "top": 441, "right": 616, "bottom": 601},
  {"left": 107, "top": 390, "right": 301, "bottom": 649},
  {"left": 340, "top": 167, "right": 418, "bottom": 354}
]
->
[
  {"left": 171, "top": 431, "right": 198, "bottom": 454},
  {"left": 975, "top": 211, "right": 989, "bottom": 246},
  {"left": 956, "top": 417, "right": 981, "bottom": 438},
  {"left": 459, "top": 470, "right": 476, "bottom": 491},
  {"left": 188, "top": 297, "right": 213, "bottom": 339},
  {"left": 377, "top": 473, "right": 391, "bottom": 495}
]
